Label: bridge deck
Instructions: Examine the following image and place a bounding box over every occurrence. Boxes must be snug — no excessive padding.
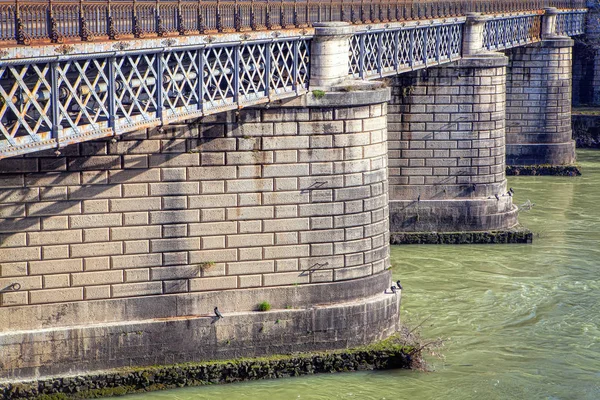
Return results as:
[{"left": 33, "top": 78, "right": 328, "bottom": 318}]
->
[{"left": 0, "top": 4, "right": 587, "bottom": 159}]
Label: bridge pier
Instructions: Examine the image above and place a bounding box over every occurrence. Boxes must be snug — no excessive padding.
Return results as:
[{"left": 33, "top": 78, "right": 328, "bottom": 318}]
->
[
  {"left": 505, "top": 37, "right": 576, "bottom": 167},
  {"left": 387, "top": 53, "right": 519, "bottom": 239},
  {"left": 0, "top": 75, "right": 400, "bottom": 381}
]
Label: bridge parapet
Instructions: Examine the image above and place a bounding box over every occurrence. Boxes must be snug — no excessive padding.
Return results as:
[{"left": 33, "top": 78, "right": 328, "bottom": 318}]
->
[{"left": 0, "top": 0, "right": 585, "bottom": 46}]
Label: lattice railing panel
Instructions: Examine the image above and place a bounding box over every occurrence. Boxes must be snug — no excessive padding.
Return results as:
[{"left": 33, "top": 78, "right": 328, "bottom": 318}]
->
[
  {"left": 162, "top": 50, "right": 201, "bottom": 119},
  {"left": 56, "top": 58, "right": 112, "bottom": 139},
  {"left": 555, "top": 10, "right": 586, "bottom": 37},
  {"left": 349, "top": 21, "right": 463, "bottom": 79},
  {"left": 0, "top": 63, "right": 53, "bottom": 151},
  {"left": 0, "top": 37, "right": 311, "bottom": 158},
  {"left": 483, "top": 13, "right": 542, "bottom": 51}
]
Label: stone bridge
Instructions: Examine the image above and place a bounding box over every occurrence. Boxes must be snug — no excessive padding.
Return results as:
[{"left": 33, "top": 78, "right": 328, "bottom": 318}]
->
[{"left": 0, "top": 0, "right": 589, "bottom": 381}]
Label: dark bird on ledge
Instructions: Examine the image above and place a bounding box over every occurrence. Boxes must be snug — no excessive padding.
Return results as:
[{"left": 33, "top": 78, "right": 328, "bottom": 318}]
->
[
  {"left": 396, "top": 280, "right": 403, "bottom": 290},
  {"left": 214, "top": 307, "right": 223, "bottom": 319},
  {"left": 417, "top": 194, "right": 421, "bottom": 202},
  {"left": 391, "top": 285, "right": 397, "bottom": 294},
  {"left": 509, "top": 187, "right": 515, "bottom": 194},
  {"left": 495, "top": 194, "right": 500, "bottom": 201},
  {"left": 507, "top": 191, "right": 513, "bottom": 197}
]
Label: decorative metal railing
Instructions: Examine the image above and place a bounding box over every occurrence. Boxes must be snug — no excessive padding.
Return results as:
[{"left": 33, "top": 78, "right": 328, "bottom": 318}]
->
[
  {"left": 0, "top": 0, "right": 587, "bottom": 45},
  {"left": 555, "top": 9, "right": 586, "bottom": 36},
  {"left": 349, "top": 20, "right": 463, "bottom": 79},
  {"left": 482, "top": 12, "right": 543, "bottom": 51},
  {"left": 0, "top": 37, "right": 310, "bottom": 158}
]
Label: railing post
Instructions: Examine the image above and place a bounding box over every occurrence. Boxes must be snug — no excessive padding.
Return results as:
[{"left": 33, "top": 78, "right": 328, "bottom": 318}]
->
[
  {"left": 462, "top": 12, "right": 489, "bottom": 55},
  {"left": 107, "top": 0, "right": 117, "bottom": 40},
  {"left": 197, "top": 47, "right": 204, "bottom": 113},
  {"left": 234, "top": 0, "right": 241, "bottom": 31},
  {"left": 156, "top": 52, "right": 164, "bottom": 123},
  {"left": 309, "top": 22, "right": 354, "bottom": 88},
  {"left": 48, "top": 0, "right": 61, "bottom": 43},
  {"left": 266, "top": 0, "right": 273, "bottom": 29},
  {"left": 107, "top": 57, "right": 117, "bottom": 130},
  {"left": 233, "top": 45, "right": 240, "bottom": 104},
  {"left": 250, "top": 0, "right": 256, "bottom": 30},
  {"left": 197, "top": 0, "right": 205, "bottom": 33},
  {"left": 50, "top": 62, "right": 60, "bottom": 142},
  {"left": 156, "top": 0, "right": 166, "bottom": 37},
  {"left": 178, "top": 0, "right": 187, "bottom": 35},
  {"left": 79, "top": 0, "right": 92, "bottom": 41},
  {"left": 216, "top": 0, "right": 223, "bottom": 32},
  {"left": 265, "top": 42, "right": 271, "bottom": 97},
  {"left": 293, "top": 0, "right": 298, "bottom": 27},
  {"left": 292, "top": 39, "right": 299, "bottom": 94},
  {"left": 133, "top": 0, "right": 142, "bottom": 38},
  {"left": 15, "top": 0, "right": 29, "bottom": 45},
  {"left": 542, "top": 7, "right": 559, "bottom": 38}
]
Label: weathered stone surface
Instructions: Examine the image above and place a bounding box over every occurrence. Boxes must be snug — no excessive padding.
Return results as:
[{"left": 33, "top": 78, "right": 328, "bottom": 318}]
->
[
  {"left": 0, "top": 89, "right": 393, "bottom": 380},
  {"left": 387, "top": 54, "right": 519, "bottom": 233},
  {"left": 505, "top": 39, "right": 576, "bottom": 166},
  {"left": 0, "top": 322, "right": 410, "bottom": 400}
]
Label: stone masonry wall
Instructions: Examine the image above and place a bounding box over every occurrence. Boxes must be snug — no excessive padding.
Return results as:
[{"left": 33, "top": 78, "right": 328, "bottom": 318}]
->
[
  {"left": 0, "top": 99, "right": 389, "bottom": 314},
  {"left": 505, "top": 39, "right": 576, "bottom": 166},
  {"left": 387, "top": 55, "right": 517, "bottom": 233}
]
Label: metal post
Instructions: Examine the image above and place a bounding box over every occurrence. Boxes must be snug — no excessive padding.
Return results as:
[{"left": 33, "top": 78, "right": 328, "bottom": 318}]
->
[
  {"left": 250, "top": 0, "right": 256, "bottom": 30},
  {"left": 233, "top": 45, "right": 240, "bottom": 104},
  {"left": 108, "top": 57, "right": 116, "bottom": 129},
  {"left": 49, "top": 0, "right": 60, "bottom": 43},
  {"left": 292, "top": 39, "right": 299, "bottom": 94},
  {"left": 393, "top": 29, "right": 399, "bottom": 72},
  {"left": 197, "top": 47, "right": 204, "bottom": 113},
  {"left": 423, "top": 27, "right": 428, "bottom": 66},
  {"left": 409, "top": 28, "right": 414, "bottom": 69},
  {"left": 216, "top": 0, "right": 223, "bottom": 32},
  {"left": 198, "top": 0, "right": 205, "bottom": 33},
  {"left": 133, "top": 0, "right": 142, "bottom": 38},
  {"left": 377, "top": 30, "right": 383, "bottom": 77},
  {"left": 177, "top": 0, "right": 186, "bottom": 35},
  {"left": 50, "top": 62, "right": 60, "bottom": 141},
  {"left": 15, "top": 0, "right": 28, "bottom": 45},
  {"left": 156, "top": 52, "right": 164, "bottom": 123},
  {"left": 359, "top": 33, "right": 365, "bottom": 79},
  {"left": 265, "top": 42, "right": 271, "bottom": 98},
  {"left": 435, "top": 25, "right": 441, "bottom": 63},
  {"left": 79, "top": 0, "right": 92, "bottom": 41},
  {"left": 156, "top": 0, "right": 166, "bottom": 36},
  {"left": 107, "top": 0, "right": 117, "bottom": 40}
]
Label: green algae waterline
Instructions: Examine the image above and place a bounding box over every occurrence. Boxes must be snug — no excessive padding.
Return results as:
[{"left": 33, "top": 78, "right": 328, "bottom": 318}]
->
[{"left": 118, "top": 150, "right": 600, "bottom": 400}]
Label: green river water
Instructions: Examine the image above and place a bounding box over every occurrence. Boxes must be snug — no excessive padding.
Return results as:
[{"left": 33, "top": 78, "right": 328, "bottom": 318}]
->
[{"left": 123, "top": 149, "right": 600, "bottom": 400}]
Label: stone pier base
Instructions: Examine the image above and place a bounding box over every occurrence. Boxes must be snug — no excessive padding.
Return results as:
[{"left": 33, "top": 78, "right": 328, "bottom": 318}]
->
[
  {"left": 505, "top": 38, "right": 576, "bottom": 167},
  {"left": 387, "top": 54, "right": 519, "bottom": 236}
]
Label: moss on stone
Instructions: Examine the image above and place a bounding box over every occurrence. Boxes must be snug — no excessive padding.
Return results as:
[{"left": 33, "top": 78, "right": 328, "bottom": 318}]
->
[
  {"left": 0, "top": 335, "right": 416, "bottom": 400},
  {"left": 390, "top": 228, "right": 533, "bottom": 245},
  {"left": 506, "top": 164, "right": 581, "bottom": 176}
]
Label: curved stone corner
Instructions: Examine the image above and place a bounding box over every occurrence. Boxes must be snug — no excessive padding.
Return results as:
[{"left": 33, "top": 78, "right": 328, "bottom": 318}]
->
[{"left": 0, "top": 86, "right": 395, "bottom": 381}]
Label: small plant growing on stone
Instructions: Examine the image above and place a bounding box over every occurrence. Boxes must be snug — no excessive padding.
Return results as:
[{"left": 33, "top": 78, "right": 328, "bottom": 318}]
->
[
  {"left": 402, "top": 86, "right": 414, "bottom": 98},
  {"left": 198, "top": 261, "right": 216, "bottom": 272},
  {"left": 285, "top": 305, "right": 293, "bottom": 309},
  {"left": 312, "top": 89, "right": 326, "bottom": 99},
  {"left": 257, "top": 301, "right": 271, "bottom": 312}
]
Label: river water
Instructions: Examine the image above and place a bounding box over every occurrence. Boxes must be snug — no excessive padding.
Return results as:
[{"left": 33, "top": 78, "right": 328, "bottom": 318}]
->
[{"left": 123, "top": 149, "right": 600, "bottom": 400}]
